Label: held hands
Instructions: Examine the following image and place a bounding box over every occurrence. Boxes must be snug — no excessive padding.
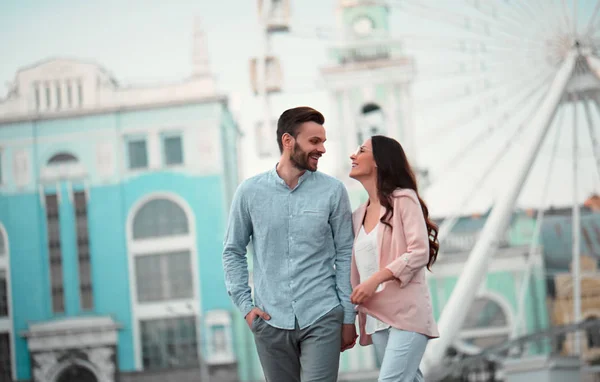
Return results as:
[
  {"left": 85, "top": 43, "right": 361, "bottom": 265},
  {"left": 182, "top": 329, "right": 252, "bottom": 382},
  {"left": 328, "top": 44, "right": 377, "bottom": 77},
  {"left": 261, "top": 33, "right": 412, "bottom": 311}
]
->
[
  {"left": 341, "top": 324, "right": 358, "bottom": 352},
  {"left": 245, "top": 307, "right": 271, "bottom": 329}
]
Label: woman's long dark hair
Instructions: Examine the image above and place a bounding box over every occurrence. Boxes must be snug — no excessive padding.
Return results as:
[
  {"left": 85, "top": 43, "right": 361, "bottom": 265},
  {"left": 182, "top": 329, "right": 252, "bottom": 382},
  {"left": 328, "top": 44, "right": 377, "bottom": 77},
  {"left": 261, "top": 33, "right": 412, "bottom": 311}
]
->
[{"left": 371, "top": 135, "right": 439, "bottom": 270}]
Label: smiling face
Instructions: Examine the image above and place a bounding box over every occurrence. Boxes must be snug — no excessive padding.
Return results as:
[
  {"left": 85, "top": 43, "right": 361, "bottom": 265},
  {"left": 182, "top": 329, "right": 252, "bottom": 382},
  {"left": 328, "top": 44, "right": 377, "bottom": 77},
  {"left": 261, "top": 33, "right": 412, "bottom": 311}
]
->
[
  {"left": 349, "top": 138, "right": 377, "bottom": 180},
  {"left": 284, "top": 121, "right": 327, "bottom": 172}
]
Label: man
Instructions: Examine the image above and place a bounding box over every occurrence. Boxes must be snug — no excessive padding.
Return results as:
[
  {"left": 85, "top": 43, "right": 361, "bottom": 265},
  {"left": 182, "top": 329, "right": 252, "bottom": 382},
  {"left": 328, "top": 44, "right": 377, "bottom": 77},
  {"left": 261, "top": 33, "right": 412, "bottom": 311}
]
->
[{"left": 222, "top": 106, "right": 357, "bottom": 381}]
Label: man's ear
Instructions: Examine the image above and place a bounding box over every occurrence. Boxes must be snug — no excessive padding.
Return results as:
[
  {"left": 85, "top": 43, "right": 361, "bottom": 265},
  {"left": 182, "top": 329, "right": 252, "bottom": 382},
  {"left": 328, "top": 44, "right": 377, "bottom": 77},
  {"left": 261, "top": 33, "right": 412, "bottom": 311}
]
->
[{"left": 281, "top": 133, "right": 294, "bottom": 151}]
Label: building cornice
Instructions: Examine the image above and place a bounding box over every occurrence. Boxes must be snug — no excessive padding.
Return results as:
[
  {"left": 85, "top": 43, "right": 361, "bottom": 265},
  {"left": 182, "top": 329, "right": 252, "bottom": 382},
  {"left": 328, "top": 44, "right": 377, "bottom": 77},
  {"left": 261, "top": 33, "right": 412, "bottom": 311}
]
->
[{"left": 0, "top": 95, "right": 227, "bottom": 125}]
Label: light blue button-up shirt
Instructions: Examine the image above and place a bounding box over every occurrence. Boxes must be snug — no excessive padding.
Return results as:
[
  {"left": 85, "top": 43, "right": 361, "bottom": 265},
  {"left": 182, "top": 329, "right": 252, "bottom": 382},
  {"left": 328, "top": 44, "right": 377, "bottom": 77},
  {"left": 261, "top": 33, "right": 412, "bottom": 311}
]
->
[{"left": 222, "top": 166, "right": 356, "bottom": 329}]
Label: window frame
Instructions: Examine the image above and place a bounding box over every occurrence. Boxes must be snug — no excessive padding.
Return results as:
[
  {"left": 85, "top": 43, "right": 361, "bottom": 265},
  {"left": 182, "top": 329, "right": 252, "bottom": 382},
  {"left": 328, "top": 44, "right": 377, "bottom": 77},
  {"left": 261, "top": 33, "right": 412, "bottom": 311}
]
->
[
  {"left": 139, "top": 315, "right": 200, "bottom": 370},
  {"left": 204, "top": 310, "right": 236, "bottom": 365},
  {"left": 125, "top": 135, "right": 149, "bottom": 171},
  {"left": 0, "top": 223, "right": 15, "bottom": 381},
  {"left": 161, "top": 132, "right": 185, "bottom": 167},
  {"left": 74, "top": 190, "right": 94, "bottom": 311}
]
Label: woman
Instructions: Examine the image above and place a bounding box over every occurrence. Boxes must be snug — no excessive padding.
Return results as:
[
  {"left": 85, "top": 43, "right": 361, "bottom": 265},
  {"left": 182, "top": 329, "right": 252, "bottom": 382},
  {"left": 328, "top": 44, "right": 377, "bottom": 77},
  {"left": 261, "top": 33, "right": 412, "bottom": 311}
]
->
[{"left": 349, "top": 135, "right": 439, "bottom": 382}]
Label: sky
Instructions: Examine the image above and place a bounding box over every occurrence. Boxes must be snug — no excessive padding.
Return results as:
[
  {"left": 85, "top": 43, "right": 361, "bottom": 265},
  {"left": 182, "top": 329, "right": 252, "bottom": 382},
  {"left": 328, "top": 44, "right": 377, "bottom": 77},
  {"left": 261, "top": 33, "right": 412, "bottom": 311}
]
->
[{"left": 1, "top": 0, "right": 598, "bottom": 217}]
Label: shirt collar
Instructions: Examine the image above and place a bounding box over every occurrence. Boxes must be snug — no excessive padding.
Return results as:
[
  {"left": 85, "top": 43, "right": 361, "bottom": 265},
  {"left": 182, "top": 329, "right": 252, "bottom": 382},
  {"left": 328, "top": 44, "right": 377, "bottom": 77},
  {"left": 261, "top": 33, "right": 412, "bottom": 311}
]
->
[{"left": 270, "top": 163, "right": 313, "bottom": 189}]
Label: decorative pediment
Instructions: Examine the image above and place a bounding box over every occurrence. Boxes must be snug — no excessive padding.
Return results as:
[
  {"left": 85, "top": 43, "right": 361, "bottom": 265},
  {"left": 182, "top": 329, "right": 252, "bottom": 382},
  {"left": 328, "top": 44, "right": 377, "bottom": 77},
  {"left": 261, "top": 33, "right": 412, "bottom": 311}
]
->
[
  {"left": 18, "top": 58, "right": 114, "bottom": 84},
  {"left": 23, "top": 316, "right": 120, "bottom": 352}
]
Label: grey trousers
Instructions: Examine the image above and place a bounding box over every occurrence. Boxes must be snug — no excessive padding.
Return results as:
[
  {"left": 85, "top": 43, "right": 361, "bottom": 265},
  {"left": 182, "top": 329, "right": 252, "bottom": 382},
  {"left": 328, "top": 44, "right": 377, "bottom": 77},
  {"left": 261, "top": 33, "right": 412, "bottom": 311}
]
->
[{"left": 251, "top": 305, "right": 344, "bottom": 382}]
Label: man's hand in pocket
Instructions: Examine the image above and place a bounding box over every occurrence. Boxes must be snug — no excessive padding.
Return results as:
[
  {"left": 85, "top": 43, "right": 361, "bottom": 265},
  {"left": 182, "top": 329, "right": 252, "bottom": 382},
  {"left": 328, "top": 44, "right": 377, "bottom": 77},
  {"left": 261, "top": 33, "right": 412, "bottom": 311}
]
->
[{"left": 245, "top": 307, "right": 271, "bottom": 329}]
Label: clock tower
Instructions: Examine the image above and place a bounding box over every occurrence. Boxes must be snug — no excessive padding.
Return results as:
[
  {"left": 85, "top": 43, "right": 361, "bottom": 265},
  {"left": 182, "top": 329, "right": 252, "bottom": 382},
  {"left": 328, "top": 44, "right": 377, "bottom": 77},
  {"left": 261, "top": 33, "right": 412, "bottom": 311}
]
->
[
  {"left": 321, "top": 0, "right": 424, "bottom": 203},
  {"left": 340, "top": 0, "right": 390, "bottom": 41}
]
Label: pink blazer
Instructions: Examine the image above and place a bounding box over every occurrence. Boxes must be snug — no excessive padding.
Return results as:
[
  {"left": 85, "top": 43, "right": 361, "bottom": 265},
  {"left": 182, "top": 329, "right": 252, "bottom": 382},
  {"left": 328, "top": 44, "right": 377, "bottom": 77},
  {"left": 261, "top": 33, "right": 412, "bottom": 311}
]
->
[{"left": 351, "top": 188, "right": 439, "bottom": 346}]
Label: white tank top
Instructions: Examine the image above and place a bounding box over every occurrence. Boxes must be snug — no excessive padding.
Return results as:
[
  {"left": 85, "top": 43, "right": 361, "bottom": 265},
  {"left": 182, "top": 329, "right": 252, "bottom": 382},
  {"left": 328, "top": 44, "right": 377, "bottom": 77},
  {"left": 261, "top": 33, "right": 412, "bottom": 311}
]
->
[{"left": 354, "top": 224, "right": 390, "bottom": 335}]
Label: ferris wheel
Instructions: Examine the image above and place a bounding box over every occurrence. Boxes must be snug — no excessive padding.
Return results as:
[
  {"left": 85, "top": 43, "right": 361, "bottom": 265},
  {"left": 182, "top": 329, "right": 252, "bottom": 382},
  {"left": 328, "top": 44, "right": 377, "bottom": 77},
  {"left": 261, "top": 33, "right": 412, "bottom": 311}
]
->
[
  {"left": 251, "top": 0, "right": 600, "bottom": 379},
  {"left": 383, "top": 0, "right": 600, "bottom": 379}
]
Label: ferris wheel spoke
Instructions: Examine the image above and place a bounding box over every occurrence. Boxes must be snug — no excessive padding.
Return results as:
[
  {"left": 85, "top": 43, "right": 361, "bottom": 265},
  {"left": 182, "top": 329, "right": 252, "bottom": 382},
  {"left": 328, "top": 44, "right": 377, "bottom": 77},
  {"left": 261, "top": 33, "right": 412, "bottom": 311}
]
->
[
  {"left": 415, "top": 65, "right": 552, "bottom": 115},
  {"left": 394, "top": 0, "right": 545, "bottom": 51},
  {"left": 464, "top": 0, "right": 529, "bottom": 37},
  {"left": 513, "top": 104, "right": 566, "bottom": 337},
  {"left": 561, "top": 0, "right": 575, "bottom": 37},
  {"left": 403, "top": 40, "right": 545, "bottom": 68},
  {"left": 399, "top": 33, "right": 536, "bottom": 53},
  {"left": 433, "top": 77, "right": 552, "bottom": 241},
  {"left": 510, "top": 0, "right": 566, "bottom": 41},
  {"left": 545, "top": 0, "right": 567, "bottom": 33},
  {"left": 404, "top": 0, "right": 548, "bottom": 50},
  {"left": 411, "top": 61, "right": 546, "bottom": 86},
  {"left": 570, "top": 92, "right": 583, "bottom": 351},
  {"left": 416, "top": 74, "right": 551, "bottom": 134},
  {"left": 510, "top": 0, "right": 537, "bottom": 20},
  {"left": 572, "top": 0, "right": 578, "bottom": 36},
  {"left": 472, "top": 0, "right": 530, "bottom": 32},
  {"left": 529, "top": 0, "right": 570, "bottom": 38},
  {"left": 584, "top": 0, "right": 600, "bottom": 38},
  {"left": 590, "top": 24, "right": 600, "bottom": 38},
  {"left": 533, "top": 0, "right": 570, "bottom": 38},
  {"left": 421, "top": 69, "right": 554, "bottom": 154},
  {"left": 497, "top": 0, "right": 539, "bottom": 31},
  {"left": 465, "top": 0, "right": 549, "bottom": 47},
  {"left": 585, "top": 97, "right": 600, "bottom": 181},
  {"left": 466, "top": 0, "right": 523, "bottom": 28}
]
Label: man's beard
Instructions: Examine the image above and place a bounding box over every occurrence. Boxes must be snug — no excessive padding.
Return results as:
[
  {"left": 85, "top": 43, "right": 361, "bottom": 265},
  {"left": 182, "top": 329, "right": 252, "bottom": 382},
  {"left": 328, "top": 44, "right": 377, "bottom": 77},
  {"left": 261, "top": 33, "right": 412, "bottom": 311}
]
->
[{"left": 290, "top": 142, "right": 319, "bottom": 172}]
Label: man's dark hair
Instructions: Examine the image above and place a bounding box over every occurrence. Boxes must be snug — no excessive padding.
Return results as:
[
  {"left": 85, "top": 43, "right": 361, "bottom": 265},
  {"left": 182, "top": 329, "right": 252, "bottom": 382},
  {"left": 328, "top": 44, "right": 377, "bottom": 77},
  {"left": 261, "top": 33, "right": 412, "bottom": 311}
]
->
[{"left": 276, "top": 106, "right": 325, "bottom": 153}]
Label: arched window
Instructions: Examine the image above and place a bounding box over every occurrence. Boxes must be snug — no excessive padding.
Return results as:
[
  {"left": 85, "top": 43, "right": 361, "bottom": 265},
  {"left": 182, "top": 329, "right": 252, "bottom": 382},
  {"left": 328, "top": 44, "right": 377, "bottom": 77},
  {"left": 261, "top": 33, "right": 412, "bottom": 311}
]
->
[
  {"left": 47, "top": 152, "right": 78, "bottom": 165},
  {"left": 41, "top": 151, "right": 86, "bottom": 182},
  {"left": 358, "top": 103, "right": 385, "bottom": 144},
  {"left": 56, "top": 365, "right": 97, "bottom": 382},
  {"left": 131, "top": 198, "right": 192, "bottom": 302},
  {"left": 459, "top": 297, "right": 511, "bottom": 349},
  {"left": 585, "top": 316, "right": 600, "bottom": 349},
  {"left": 132, "top": 199, "right": 188, "bottom": 240},
  {"left": 129, "top": 196, "right": 199, "bottom": 371}
]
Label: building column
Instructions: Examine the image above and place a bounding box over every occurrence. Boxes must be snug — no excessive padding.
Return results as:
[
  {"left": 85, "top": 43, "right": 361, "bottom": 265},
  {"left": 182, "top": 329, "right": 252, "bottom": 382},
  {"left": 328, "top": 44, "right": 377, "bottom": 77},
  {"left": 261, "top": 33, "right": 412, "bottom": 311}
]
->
[
  {"left": 387, "top": 84, "right": 400, "bottom": 141},
  {"left": 397, "top": 84, "right": 417, "bottom": 165},
  {"left": 341, "top": 90, "right": 356, "bottom": 154}
]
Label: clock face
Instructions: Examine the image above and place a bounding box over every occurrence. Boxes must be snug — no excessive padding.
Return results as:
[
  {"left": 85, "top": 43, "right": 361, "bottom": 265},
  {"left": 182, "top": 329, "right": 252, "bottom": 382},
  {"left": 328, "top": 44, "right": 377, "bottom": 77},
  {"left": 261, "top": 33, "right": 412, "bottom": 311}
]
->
[{"left": 352, "top": 16, "right": 374, "bottom": 37}]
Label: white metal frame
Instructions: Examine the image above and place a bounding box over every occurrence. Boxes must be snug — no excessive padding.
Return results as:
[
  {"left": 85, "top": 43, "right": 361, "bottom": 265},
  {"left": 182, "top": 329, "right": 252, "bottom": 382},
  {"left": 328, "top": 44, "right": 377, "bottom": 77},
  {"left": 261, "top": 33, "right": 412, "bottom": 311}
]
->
[{"left": 421, "top": 50, "right": 578, "bottom": 377}]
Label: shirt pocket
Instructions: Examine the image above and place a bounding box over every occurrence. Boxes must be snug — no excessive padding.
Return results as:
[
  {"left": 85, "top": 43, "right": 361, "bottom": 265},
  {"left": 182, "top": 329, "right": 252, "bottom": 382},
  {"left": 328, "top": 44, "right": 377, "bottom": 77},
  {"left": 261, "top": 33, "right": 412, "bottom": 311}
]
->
[{"left": 296, "top": 209, "right": 330, "bottom": 244}]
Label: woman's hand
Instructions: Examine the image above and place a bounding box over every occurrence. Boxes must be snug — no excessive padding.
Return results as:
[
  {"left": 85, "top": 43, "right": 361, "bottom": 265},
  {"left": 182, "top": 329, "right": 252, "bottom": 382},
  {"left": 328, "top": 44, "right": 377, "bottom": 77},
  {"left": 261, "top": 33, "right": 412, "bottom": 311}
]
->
[
  {"left": 350, "top": 278, "right": 379, "bottom": 304},
  {"left": 350, "top": 268, "right": 395, "bottom": 305}
]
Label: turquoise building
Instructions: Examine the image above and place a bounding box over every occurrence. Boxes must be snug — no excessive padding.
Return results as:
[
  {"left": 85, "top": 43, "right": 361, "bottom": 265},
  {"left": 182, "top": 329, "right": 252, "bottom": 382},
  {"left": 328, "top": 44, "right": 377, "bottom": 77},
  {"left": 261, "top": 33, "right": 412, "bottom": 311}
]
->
[{"left": 0, "top": 53, "right": 241, "bottom": 382}]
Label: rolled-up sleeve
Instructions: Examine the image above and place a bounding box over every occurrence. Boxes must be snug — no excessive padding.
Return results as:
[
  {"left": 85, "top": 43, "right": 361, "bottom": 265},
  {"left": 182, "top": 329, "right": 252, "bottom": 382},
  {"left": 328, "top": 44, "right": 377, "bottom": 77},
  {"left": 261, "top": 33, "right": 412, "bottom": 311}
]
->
[
  {"left": 222, "top": 183, "right": 254, "bottom": 318},
  {"left": 385, "top": 191, "right": 430, "bottom": 287},
  {"left": 330, "top": 182, "right": 356, "bottom": 324}
]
